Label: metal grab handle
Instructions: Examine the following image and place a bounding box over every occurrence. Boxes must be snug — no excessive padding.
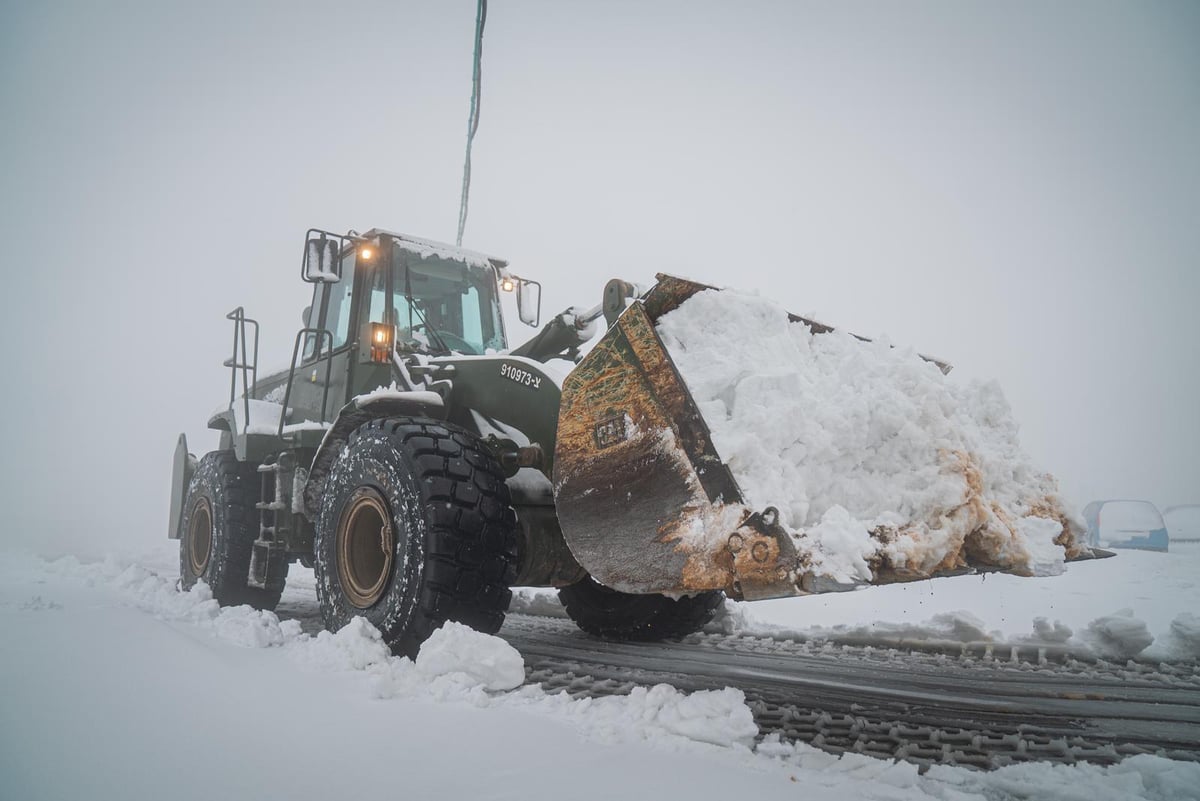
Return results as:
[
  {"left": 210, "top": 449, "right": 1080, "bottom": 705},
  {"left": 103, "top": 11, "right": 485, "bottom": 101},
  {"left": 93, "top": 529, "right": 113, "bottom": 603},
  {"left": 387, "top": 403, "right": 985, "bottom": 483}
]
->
[
  {"left": 225, "top": 307, "right": 260, "bottom": 434},
  {"left": 277, "top": 328, "right": 335, "bottom": 439}
]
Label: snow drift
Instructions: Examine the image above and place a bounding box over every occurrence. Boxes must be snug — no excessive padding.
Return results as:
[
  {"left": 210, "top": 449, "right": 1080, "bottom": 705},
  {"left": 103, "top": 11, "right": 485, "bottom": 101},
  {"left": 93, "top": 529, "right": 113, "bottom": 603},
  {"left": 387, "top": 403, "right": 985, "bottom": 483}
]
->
[{"left": 10, "top": 551, "right": 1198, "bottom": 801}]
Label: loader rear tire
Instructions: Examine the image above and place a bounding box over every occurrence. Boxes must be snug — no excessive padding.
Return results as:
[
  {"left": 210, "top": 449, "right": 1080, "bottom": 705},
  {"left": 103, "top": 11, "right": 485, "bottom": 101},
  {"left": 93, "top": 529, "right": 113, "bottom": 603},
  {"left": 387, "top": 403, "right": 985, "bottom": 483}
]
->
[
  {"left": 558, "top": 575, "right": 723, "bottom": 641},
  {"left": 179, "top": 451, "right": 287, "bottom": 610},
  {"left": 313, "top": 417, "right": 518, "bottom": 658}
]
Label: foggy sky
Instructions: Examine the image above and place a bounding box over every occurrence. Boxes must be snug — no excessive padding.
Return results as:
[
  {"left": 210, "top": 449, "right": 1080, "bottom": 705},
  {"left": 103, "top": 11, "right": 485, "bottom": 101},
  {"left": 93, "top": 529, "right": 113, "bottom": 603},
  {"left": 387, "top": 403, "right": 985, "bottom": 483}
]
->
[{"left": 1, "top": 0, "right": 1197, "bottom": 555}]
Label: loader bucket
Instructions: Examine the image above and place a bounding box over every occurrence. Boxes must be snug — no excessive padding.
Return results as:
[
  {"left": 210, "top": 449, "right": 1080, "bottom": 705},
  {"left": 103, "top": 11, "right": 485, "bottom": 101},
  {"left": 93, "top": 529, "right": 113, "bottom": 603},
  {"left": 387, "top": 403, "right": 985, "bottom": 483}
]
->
[
  {"left": 553, "top": 275, "right": 1099, "bottom": 601},
  {"left": 554, "top": 275, "right": 807, "bottom": 600}
]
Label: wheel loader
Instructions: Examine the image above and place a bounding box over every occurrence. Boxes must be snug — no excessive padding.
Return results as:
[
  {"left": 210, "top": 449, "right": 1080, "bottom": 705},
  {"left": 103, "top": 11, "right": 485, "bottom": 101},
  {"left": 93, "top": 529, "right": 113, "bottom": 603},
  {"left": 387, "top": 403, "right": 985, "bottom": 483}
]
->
[{"left": 168, "top": 227, "right": 1102, "bottom": 656}]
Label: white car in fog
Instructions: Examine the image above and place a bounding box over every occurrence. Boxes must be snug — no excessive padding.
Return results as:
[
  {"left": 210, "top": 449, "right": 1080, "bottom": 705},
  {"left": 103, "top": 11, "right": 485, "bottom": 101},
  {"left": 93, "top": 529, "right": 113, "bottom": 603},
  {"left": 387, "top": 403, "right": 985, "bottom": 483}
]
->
[{"left": 1082, "top": 499, "right": 1170, "bottom": 551}]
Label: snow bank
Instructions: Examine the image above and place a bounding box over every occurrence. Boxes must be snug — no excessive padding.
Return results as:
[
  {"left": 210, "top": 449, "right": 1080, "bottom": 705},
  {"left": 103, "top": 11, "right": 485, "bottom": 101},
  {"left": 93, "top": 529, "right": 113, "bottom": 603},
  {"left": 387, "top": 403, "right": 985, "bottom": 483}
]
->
[
  {"left": 711, "top": 598, "right": 1169, "bottom": 660},
  {"left": 655, "top": 288, "right": 1084, "bottom": 584},
  {"left": 48, "top": 556, "right": 303, "bottom": 647},
  {"left": 755, "top": 737, "right": 1200, "bottom": 801},
  {"left": 815, "top": 610, "right": 995, "bottom": 643},
  {"left": 562, "top": 684, "right": 758, "bottom": 748},
  {"left": 926, "top": 752, "right": 1200, "bottom": 801},
  {"left": 292, "top": 616, "right": 393, "bottom": 671},
  {"left": 45, "top": 555, "right": 760, "bottom": 751},
  {"left": 1028, "top": 617, "right": 1075, "bottom": 644},
  {"left": 757, "top": 736, "right": 924, "bottom": 788},
  {"left": 1079, "top": 609, "right": 1156, "bottom": 660},
  {"left": 415, "top": 621, "right": 526, "bottom": 691},
  {"left": 15, "top": 553, "right": 1200, "bottom": 801},
  {"left": 710, "top": 603, "right": 1005, "bottom": 645},
  {"left": 292, "top": 619, "right": 526, "bottom": 695},
  {"left": 718, "top": 545, "right": 1200, "bottom": 662},
  {"left": 1158, "top": 613, "right": 1200, "bottom": 661}
]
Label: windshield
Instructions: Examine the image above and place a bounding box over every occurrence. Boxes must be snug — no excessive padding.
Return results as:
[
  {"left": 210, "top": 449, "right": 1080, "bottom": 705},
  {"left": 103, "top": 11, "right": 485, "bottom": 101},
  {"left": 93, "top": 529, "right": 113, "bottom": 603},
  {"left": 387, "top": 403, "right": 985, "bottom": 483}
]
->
[{"left": 365, "top": 245, "right": 505, "bottom": 355}]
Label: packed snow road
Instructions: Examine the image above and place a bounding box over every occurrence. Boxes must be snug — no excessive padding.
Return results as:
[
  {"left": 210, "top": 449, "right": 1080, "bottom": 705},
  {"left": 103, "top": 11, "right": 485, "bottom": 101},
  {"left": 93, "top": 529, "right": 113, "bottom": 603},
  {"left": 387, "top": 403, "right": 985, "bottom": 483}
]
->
[
  {"left": 503, "top": 615, "right": 1200, "bottom": 769},
  {"left": 275, "top": 571, "right": 1200, "bottom": 771},
  {"left": 6, "top": 550, "right": 1199, "bottom": 801}
]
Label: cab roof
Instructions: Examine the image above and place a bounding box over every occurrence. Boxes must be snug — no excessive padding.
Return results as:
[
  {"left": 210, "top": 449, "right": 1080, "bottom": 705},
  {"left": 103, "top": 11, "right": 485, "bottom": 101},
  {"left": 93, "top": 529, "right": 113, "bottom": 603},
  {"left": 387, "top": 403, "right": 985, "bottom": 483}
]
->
[{"left": 361, "top": 228, "right": 508, "bottom": 272}]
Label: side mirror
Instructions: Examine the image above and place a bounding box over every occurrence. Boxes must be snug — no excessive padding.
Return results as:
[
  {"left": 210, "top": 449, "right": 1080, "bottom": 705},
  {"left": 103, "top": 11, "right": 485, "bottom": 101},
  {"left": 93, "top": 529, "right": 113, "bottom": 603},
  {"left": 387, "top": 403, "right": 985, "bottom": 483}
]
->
[
  {"left": 302, "top": 233, "right": 343, "bottom": 284},
  {"left": 301, "top": 305, "right": 312, "bottom": 326},
  {"left": 516, "top": 279, "right": 541, "bottom": 328}
]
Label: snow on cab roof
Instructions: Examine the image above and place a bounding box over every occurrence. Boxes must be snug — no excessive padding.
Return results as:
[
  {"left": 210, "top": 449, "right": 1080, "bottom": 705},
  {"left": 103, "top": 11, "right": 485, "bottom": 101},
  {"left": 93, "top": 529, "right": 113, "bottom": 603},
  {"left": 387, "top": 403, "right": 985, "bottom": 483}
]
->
[{"left": 361, "top": 228, "right": 508, "bottom": 271}]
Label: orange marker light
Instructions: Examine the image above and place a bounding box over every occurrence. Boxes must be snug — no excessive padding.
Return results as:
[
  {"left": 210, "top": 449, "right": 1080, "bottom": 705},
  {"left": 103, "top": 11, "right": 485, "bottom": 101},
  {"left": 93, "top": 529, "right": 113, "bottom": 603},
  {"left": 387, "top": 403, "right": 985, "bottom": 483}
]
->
[{"left": 369, "top": 323, "right": 393, "bottom": 362}]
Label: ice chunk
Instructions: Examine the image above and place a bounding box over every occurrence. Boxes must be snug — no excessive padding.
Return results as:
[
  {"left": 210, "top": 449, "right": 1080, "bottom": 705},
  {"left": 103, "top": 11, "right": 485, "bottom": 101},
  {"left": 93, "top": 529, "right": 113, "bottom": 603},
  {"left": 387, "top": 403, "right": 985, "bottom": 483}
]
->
[
  {"left": 415, "top": 621, "right": 526, "bottom": 691},
  {"left": 1017, "top": 515, "right": 1067, "bottom": 576},
  {"left": 644, "top": 686, "right": 758, "bottom": 747},
  {"left": 1158, "top": 612, "right": 1200, "bottom": 661},
  {"left": 801, "top": 506, "right": 875, "bottom": 583},
  {"left": 212, "top": 604, "right": 298, "bottom": 648},
  {"left": 294, "top": 617, "right": 393, "bottom": 671},
  {"left": 1030, "top": 617, "right": 1074, "bottom": 643},
  {"left": 577, "top": 685, "right": 758, "bottom": 748},
  {"left": 1079, "top": 609, "right": 1154, "bottom": 659}
]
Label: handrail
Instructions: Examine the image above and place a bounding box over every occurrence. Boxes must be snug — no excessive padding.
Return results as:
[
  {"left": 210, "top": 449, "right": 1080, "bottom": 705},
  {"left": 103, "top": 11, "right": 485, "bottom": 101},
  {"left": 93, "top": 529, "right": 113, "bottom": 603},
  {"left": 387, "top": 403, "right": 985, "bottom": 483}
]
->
[
  {"left": 277, "top": 328, "right": 335, "bottom": 439},
  {"left": 225, "top": 307, "right": 260, "bottom": 434}
]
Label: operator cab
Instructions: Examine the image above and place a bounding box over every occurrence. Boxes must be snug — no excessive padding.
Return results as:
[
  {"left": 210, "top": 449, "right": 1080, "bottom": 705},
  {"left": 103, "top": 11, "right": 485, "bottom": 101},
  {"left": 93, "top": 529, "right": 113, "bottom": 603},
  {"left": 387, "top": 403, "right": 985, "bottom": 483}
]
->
[
  {"left": 302, "top": 229, "right": 537, "bottom": 359},
  {"left": 369, "top": 233, "right": 506, "bottom": 356}
]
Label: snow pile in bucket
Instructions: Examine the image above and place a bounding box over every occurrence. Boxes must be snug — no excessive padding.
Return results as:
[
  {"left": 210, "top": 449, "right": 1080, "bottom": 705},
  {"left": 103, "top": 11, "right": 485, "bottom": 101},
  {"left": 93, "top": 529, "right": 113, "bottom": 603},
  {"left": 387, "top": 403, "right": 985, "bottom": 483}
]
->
[{"left": 655, "top": 289, "right": 1084, "bottom": 583}]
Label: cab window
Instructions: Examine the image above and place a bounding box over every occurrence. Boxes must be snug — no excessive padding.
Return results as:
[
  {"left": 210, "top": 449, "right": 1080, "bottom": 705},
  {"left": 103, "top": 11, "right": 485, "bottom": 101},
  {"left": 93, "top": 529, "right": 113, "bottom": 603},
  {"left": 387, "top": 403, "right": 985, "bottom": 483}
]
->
[
  {"left": 461, "top": 286, "right": 483, "bottom": 346},
  {"left": 324, "top": 252, "right": 357, "bottom": 349},
  {"left": 301, "top": 283, "right": 326, "bottom": 361}
]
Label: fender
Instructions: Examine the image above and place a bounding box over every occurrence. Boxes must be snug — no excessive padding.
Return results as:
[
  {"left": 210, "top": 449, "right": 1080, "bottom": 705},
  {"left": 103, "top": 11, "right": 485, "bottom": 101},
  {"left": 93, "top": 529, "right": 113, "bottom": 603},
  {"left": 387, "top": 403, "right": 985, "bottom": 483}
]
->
[
  {"left": 431, "top": 354, "right": 564, "bottom": 479},
  {"left": 207, "top": 410, "right": 234, "bottom": 432},
  {"left": 301, "top": 390, "right": 447, "bottom": 517}
]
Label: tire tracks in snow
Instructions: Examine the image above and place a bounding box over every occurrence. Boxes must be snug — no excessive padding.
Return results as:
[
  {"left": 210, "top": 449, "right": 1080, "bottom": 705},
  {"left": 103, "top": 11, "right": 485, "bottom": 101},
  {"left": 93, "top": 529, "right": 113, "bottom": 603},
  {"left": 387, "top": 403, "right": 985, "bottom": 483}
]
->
[{"left": 274, "top": 578, "right": 1200, "bottom": 770}]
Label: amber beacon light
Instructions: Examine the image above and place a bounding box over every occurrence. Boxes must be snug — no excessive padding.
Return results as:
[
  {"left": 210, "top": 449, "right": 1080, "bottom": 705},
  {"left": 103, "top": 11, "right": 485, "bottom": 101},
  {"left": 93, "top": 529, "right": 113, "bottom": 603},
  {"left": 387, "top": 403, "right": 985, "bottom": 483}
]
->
[{"left": 369, "top": 323, "right": 393, "bottom": 362}]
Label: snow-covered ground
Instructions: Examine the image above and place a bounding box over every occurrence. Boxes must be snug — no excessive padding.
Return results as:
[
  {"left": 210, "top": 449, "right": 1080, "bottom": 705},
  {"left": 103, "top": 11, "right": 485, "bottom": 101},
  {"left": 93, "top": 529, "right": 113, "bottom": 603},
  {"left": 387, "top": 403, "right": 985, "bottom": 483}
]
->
[
  {"left": 516, "top": 543, "right": 1200, "bottom": 663},
  {"left": 2, "top": 543, "right": 1198, "bottom": 801},
  {"left": 726, "top": 542, "right": 1200, "bottom": 662}
]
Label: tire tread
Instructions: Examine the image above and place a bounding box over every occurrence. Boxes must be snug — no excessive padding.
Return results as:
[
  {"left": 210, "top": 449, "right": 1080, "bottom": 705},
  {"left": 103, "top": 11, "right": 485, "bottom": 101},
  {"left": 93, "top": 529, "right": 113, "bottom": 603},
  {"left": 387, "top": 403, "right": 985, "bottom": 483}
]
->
[
  {"left": 559, "top": 576, "right": 722, "bottom": 642},
  {"left": 180, "top": 451, "right": 286, "bottom": 610},
  {"left": 317, "top": 417, "right": 517, "bottom": 657}
]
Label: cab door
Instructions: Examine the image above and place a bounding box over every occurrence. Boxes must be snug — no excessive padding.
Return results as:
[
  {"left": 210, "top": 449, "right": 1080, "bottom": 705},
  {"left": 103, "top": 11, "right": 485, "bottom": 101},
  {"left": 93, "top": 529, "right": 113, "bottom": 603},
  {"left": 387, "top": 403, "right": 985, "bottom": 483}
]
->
[{"left": 288, "top": 251, "right": 361, "bottom": 425}]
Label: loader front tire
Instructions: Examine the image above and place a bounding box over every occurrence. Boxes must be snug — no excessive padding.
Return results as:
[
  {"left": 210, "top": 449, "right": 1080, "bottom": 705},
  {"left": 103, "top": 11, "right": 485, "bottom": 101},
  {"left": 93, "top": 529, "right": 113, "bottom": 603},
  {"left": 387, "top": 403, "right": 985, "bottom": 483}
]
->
[
  {"left": 558, "top": 575, "right": 723, "bottom": 641},
  {"left": 313, "top": 417, "right": 518, "bottom": 658},
  {"left": 179, "top": 451, "right": 286, "bottom": 610}
]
